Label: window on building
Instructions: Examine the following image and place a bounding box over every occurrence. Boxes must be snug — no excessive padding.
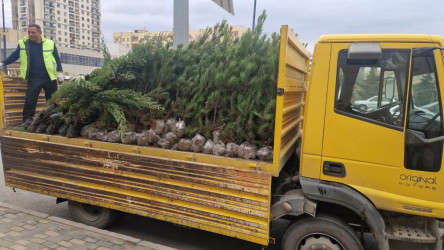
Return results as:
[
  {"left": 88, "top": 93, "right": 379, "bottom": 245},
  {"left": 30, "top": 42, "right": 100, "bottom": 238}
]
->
[{"left": 60, "top": 53, "right": 103, "bottom": 67}]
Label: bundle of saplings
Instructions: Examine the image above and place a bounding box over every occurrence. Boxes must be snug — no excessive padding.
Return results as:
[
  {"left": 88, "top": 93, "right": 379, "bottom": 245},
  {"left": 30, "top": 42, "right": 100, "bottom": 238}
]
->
[{"left": 25, "top": 11, "right": 279, "bottom": 161}]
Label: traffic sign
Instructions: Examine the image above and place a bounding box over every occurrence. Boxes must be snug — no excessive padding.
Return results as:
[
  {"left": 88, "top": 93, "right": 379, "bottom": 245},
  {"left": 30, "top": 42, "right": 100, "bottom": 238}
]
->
[{"left": 211, "top": 0, "right": 234, "bottom": 15}]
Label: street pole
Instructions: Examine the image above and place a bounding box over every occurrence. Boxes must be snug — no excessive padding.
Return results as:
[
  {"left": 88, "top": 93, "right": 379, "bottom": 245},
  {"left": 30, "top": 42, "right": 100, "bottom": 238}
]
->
[
  {"left": 173, "top": 0, "right": 189, "bottom": 48},
  {"left": 252, "top": 0, "right": 257, "bottom": 30},
  {"left": 2, "top": 0, "right": 7, "bottom": 72}
]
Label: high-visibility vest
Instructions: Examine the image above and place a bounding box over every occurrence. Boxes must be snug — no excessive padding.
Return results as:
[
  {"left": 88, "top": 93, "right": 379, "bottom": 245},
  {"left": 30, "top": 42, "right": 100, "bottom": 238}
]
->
[{"left": 18, "top": 36, "right": 57, "bottom": 81}]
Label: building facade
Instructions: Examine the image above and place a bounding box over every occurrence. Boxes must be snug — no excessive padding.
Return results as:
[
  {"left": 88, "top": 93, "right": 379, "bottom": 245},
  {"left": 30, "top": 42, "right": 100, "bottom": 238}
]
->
[
  {"left": 11, "top": 0, "right": 101, "bottom": 51},
  {"left": 113, "top": 26, "right": 247, "bottom": 50},
  {"left": 106, "top": 43, "right": 131, "bottom": 58}
]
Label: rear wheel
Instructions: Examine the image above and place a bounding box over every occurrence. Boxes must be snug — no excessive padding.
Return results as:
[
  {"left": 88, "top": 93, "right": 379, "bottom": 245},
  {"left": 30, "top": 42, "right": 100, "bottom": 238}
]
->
[
  {"left": 282, "top": 215, "right": 363, "bottom": 250},
  {"left": 68, "top": 200, "right": 119, "bottom": 229}
]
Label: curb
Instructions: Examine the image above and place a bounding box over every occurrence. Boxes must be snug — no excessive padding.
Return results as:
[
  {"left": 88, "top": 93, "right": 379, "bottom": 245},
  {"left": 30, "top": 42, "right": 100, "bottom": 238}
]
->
[{"left": 0, "top": 201, "right": 177, "bottom": 250}]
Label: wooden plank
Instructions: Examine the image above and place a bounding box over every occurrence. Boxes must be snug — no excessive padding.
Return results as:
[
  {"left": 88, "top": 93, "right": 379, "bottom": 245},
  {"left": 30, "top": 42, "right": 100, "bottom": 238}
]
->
[
  {"left": 1, "top": 136, "right": 272, "bottom": 245},
  {"left": 287, "top": 29, "right": 310, "bottom": 59}
]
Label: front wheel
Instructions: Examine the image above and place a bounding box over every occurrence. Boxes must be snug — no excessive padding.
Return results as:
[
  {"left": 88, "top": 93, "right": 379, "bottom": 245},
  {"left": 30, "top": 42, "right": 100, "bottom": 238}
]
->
[
  {"left": 68, "top": 200, "right": 120, "bottom": 229},
  {"left": 358, "top": 104, "right": 367, "bottom": 112},
  {"left": 282, "top": 215, "right": 363, "bottom": 250}
]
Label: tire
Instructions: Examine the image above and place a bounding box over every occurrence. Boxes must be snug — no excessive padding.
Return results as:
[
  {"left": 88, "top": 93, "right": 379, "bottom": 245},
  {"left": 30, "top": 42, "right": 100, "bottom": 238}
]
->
[
  {"left": 358, "top": 104, "right": 367, "bottom": 111},
  {"left": 282, "top": 215, "right": 363, "bottom": 250},
  {"left": 68, "top": 200, "right": 119, "bottom": 229}
]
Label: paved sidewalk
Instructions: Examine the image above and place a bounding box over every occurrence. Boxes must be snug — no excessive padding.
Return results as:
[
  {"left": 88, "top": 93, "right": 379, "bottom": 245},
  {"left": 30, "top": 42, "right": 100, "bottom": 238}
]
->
[{"left": 0, "top": 202, "right": 175, "bottom": 250}]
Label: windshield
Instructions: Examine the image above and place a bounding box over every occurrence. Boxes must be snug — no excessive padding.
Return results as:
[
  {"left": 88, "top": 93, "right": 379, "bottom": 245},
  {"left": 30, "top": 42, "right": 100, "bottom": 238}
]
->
[
  {"left": 408, "top": 56, "right": 442, "bottom": 132},
  {"left": 405, "top": 51, "right": 443, "bottom": 172}
]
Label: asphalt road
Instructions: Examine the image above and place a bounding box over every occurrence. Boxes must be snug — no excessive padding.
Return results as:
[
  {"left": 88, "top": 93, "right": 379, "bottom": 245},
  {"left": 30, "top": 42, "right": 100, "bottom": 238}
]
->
[{"left": 0, "top": 151, "right": 377, "bottom": 250}]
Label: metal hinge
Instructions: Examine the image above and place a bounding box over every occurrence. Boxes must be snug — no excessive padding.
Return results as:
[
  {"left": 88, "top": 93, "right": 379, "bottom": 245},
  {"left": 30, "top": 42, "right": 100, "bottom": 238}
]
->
[
  {"left": 268, "top": 237, "right": 276, "bottom": 245},
  {"left": 277, "top": 88, "right": 285, "bottom": 96}
]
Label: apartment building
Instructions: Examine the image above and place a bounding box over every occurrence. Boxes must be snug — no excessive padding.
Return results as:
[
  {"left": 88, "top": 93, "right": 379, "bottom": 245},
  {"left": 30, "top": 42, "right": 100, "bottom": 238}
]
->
[
  {"left": 7, "top": 0, "right": 103, "bottom": 76},
  {"left": 113, "top": 26, "right": 248, "bottom": 50},
  {"left": 11, "top": 0, "right": 101, "bottom": 52}
]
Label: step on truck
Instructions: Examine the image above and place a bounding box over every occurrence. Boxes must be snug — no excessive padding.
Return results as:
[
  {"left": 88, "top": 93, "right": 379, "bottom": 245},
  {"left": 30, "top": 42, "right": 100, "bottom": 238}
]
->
[{"left": 2, "top": 26, "right": 444, "bottom": 249}]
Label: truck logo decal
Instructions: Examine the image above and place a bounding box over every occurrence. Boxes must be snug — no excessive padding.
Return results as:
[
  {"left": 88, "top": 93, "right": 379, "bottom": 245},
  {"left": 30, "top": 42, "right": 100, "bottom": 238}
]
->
[
  {"left": 402, "top": 205, "right": 433, "bottom": 213},
  {"left": 399, "top": 174, "right": 437, "bottom": 191},
  {"left": 400, "top": 174, "right": 437, "bottom": 185},
  {"left": 318, "top": 187, "right": 328, "bottom": 196}
]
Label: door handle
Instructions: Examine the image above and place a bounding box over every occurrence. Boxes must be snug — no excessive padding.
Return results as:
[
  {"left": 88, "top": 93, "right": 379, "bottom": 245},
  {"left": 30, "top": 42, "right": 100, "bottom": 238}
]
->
[{"left": 323, "top": 161, "right": 346, "bottom": 177}]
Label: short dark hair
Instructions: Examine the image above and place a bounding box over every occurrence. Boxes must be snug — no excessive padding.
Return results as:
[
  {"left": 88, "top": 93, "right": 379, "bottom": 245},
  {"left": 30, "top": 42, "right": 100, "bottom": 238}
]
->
[{"left": 28, "top": 24, "right": 42, "bottom": 32}]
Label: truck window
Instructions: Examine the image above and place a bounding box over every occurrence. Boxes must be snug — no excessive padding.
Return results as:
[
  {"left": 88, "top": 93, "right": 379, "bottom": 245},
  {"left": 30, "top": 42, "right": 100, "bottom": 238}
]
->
[
  {"left": 335, "top": 50, "right": 410, "bottom": 129},
  {"left": 405, "top": 52, "right": 443, "bottom": 172}
]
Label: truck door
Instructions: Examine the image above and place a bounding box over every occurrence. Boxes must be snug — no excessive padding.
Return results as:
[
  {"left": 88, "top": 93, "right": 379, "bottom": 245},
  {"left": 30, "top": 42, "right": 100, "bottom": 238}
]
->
[{"left": 321, "top": 43, "right": 444, "bottom": 215}]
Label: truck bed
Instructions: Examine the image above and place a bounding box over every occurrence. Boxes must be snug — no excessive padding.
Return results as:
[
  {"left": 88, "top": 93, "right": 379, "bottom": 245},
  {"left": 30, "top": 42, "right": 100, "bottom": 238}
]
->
[
  {"left": 0, "top": 25, "right": 309, "bottom": 245},
  {"left": 1, "top": 134, "right": 272, "bottom": 244}
]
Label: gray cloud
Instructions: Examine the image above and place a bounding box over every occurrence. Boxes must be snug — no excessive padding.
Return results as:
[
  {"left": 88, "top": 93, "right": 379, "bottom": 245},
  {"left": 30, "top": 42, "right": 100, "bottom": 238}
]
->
[{"left": 3, "top": 0, "right": 444, "bottom": 52}]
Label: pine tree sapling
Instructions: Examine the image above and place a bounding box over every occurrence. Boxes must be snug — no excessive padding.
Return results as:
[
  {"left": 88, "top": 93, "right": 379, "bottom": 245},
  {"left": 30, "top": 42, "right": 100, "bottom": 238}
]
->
[{"left": 36, "top": 10, "right": 282, "bottom": 161}]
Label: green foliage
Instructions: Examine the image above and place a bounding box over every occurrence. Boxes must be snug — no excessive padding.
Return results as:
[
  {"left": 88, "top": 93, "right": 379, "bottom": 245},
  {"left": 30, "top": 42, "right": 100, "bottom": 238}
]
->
[
  {"left": 50, "top": 75, "right": 163, "bottom": 136},
  {"left": 101, "top": 35, "right": 111, "bottom": 65},
  {"left": 50, "top": 10, "right": 280, "bottom": 145}
]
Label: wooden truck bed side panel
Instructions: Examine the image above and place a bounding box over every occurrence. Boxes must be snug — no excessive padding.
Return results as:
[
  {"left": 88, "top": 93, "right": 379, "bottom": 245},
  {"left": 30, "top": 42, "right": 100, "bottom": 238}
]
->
[
  {"left": 1, "top": 136, "right": 272, "bottom": 245},
  {"left": 1, "top": 76, "right": 46, "bottom": 128}
]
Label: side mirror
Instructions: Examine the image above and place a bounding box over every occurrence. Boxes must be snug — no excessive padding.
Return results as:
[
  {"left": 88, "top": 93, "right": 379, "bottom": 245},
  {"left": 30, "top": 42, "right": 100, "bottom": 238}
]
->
[
  {"left": 347, "top": 43, "right": 382, "bottom": 65},
  {"left": 406, "top": 129, "right": 444, "bottom": 146},
  {"left": 405, "top": 129, "right": 427, "bottom": 146},
  {"left": 384, "top": 77, "right": 395, "bottom": 100}
]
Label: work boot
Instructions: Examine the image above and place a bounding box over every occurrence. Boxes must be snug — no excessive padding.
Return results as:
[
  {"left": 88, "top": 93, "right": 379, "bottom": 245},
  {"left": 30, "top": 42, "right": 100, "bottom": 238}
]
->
[{"left": 19, "top": 118, "right": 33, "bottom": 129}]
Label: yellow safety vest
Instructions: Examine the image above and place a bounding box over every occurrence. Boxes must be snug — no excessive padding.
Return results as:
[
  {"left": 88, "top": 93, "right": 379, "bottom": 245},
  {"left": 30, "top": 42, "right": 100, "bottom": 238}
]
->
[{"left": 18, "top": 36, "right": 57, "bottom": 81}]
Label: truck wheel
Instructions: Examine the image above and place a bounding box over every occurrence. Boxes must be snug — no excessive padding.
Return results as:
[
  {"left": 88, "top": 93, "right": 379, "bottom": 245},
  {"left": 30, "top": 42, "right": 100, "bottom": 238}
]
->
[
  {"left": 68, "top": 200, "right": 119, "bottom": 229},
  {"left": 282, "top": 215, "right": 363, "bottom": 250},
  {"left": 358, "top": 104, "right": 367, "bottom": 111}
]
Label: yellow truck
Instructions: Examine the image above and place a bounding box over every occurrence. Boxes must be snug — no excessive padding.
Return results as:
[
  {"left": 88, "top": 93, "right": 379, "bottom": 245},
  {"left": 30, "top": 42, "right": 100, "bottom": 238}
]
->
[{"left": 2, "top": 26, "right": 444, "bottom": 249}]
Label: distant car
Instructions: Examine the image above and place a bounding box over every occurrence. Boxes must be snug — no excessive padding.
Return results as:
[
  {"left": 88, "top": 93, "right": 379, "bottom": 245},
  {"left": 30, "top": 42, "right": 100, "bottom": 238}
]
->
[
  {"left": 353, "top": 96, "right": 396, "bottom": 111},
  {"left": 390, "top": 101, "right": 439, "bottom": 118}
]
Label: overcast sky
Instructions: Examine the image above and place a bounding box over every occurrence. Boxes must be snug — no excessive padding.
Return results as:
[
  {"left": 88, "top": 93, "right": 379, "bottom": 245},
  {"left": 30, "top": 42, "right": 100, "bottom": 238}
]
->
[{"left": 3, "top": 0, "right": 444, "bottom": 52}]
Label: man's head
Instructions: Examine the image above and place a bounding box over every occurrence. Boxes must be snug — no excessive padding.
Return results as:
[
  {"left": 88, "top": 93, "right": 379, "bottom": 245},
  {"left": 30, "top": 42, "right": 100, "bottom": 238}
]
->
[{"left": 27, "top": 24, "right": 42, "bottom": 43}]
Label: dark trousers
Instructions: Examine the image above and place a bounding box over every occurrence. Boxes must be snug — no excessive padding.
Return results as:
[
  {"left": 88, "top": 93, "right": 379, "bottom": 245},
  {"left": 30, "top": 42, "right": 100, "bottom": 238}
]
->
[{"left": 23, "top": 77, "right": 57, "bottom": 122}]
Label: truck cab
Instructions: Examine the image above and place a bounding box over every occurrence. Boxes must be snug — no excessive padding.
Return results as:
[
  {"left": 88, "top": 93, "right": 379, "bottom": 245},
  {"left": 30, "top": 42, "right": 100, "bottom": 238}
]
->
[{"left": 292, "top": 35, "right": 444, "bottom": 249}]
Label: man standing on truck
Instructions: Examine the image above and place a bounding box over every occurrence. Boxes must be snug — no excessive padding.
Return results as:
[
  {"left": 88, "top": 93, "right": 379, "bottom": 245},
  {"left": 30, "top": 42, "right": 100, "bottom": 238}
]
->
[{"left": 0, "top": 24, "right": 64, "bottom": 127}]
